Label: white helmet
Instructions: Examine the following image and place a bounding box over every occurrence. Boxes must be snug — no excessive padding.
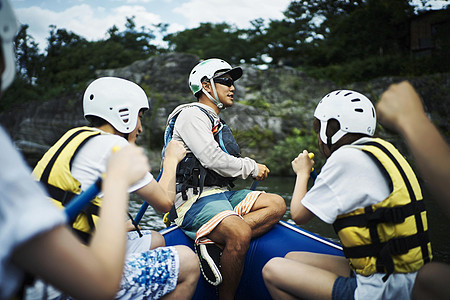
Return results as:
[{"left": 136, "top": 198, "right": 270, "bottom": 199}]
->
[
  {"left": 314, "top": 90, "right": 376, "bottom": 145},
  {"left": 83, "top": 77, "right": 149, "bottom": 134},
  {"left": 189, "top": 58, "right": 242, "bottom": 109},
  {"left": 0, "top": 0, "right": 18, "bottom": 92}
]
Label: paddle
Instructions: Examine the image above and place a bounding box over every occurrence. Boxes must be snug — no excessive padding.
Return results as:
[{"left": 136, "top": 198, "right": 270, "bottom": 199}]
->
[
  {"left": 308, "top": 152, "right": 318, "bottom": 181},
  {"left": 65, "top": 177, "right": 102, "bottom": 222}
]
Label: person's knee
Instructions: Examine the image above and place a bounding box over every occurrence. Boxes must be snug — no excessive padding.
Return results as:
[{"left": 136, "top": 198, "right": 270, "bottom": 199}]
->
[
  {"left": 262, "top": 257, "right": 283, "bottom": 282},
  {"left": 150, "top": 231, "right": 165, "bottom": 249},
  {"left": 175, "top": 245, "right": 198, "bottom": 268},
  {"left": 270, "top": 193, "right": 287, "bottom": 216},
  {"left": 175, "top": 245, "right": 199, "bottom": 275},
  {"left": 221, "top": 218, "right": 252, "bottom": 253},
  {"left": 259, "top": 193, "right": 286, "bottom": 218}
]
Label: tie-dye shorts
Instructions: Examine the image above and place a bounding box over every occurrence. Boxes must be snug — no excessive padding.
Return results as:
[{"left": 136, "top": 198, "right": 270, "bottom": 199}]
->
[{"left": 117, "top": 246, "right": 179, "bottom": 299}]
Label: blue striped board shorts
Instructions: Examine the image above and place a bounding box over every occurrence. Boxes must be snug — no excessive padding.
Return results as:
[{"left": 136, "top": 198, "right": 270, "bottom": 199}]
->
[
  {"left": 117, "top": 246, "right": 179, "bottom": 300},
  {"left": 175, "top": 188, "right": 263, "bottom": 244}
]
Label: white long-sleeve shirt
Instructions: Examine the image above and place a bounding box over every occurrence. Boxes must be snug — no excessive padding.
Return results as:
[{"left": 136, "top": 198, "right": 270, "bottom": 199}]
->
[{"left": 168, "top": 102, "right": 258, "bottom": 205}]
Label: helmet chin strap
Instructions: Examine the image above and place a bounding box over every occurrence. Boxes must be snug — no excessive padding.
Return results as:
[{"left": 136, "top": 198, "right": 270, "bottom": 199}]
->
[{"left": 202, "top": 78, "right": 224, "bottom": 109}]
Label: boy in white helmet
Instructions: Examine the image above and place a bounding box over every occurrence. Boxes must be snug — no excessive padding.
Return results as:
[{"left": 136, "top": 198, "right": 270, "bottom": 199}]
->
[
  {"left": 263, "top": 90, "right": 432, "bottom": 300},
  {"left": 165, "top": 58, "right": 286, "bottom": 299},
  {"left": 0, "top": 1, "right": 180, "bottom": 299},
  {"left": 31, "top": 76, "right": 200, "bottom": 299}
]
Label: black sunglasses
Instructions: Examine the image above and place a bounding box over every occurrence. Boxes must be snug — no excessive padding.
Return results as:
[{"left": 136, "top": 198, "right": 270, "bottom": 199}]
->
[{"left": 214, "top": 77, "right": 234, "bottom": 87}]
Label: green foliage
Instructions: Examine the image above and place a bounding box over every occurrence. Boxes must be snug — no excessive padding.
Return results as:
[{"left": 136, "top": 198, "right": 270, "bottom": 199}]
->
[
  {"left": 233, "top": 126, "right": 274, "bottom": 150},
  {"left": 239, "top": 98, "right": 271, "bottom": 110},
  {"left": 306, "top": 52, "right": 450, "bottom": 85},
  {"left": 266, "top": 128, "right": 321, "bottom": 175},
  {"left": 164, "top": 22, "right": 263, "bottom": 65},
  {"left": 3, "top": 17, "right": 164, "bottom": 112}
]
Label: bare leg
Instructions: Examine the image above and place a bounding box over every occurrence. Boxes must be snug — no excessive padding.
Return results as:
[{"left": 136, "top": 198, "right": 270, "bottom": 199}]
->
[
  {"left": 263, "top": 252, "right": 350, "bottom": 300},
  {"left": 243, "top": 193, "right": 286, "bottom": 238},
  {"left": 285, "top": 252, "right": 350, "bottom": 277},
  {"left": 412, "top": 262, "right": 450, "bottom": 300},
  {"left": 207, "top": 215, "right": 252, "bottom": 300},
  {"left": 149, "top": 230, "right": 165, "bottom": 249},
  {"left": 162, "top": 245, "right": 200, "bottom": 300}
]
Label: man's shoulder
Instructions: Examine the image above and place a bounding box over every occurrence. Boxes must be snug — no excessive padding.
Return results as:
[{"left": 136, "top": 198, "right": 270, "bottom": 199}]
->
[
  {"left": 84, "top": 133, "right": 128, "bottom": 151},
  {"left": 176, "top": 103, "right": 217, "bottom": 123}
]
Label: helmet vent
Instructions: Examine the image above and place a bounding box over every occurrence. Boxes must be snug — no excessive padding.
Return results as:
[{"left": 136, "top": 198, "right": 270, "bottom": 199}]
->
[
  {"left": 344, "top": 92, "right": 353, "bottom": 96},
  {"left": 89, "top": 94, "right": 94, "bottom": 100},
  {"left": 119, "top": 108, "right": 130, "bottom": 123},
  {"left": 355, "top": 108, "right": 364, "bottom": 113},
  {"left": 351, "top": 98, "right": 360, "bottom": 102}
]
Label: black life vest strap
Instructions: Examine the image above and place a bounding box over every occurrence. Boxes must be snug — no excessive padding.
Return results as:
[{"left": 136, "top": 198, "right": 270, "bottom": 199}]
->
[
  {"left": 43, "top": 182, "right": 78, "bottom": 206},
  {"left": 39, "top": 128, "right": 99, "bottom": 183},
  {"left": 342, "top": 231, "right": 429, "bottom": 280},
  {"left": 362, "top": 140, "right": 430, "bottom": 265},
  {"left": 72, "top": 228, "right": 92, "bottom": 244},
  {"left": 333, "top": 201, "right": 426, "bottom": 232}
]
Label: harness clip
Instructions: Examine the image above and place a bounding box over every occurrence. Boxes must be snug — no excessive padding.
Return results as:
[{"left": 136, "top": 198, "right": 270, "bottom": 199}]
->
[
  {"left": 389, "top": 238, "right": 409, "bottom": 255},
  {"left": 384, "top": 206, "right": 405, "bottom": 224}
]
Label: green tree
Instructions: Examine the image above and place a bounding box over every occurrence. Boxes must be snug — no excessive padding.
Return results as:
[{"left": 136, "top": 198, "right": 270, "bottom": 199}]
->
[
  {"left": 164, "top": 22, "right": 253, "bottom": 65},
  {"left": 14, "top": 24, "right": 43, "bottom": 84}
]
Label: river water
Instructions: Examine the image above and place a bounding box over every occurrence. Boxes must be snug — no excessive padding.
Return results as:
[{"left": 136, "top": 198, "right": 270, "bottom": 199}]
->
[{"left": 129, "top": 176, "right": 450, "bottom": 264}]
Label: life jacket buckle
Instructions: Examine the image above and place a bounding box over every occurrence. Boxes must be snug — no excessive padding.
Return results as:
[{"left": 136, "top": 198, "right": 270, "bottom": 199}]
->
[
  {"left": 384, "top": 206, "right": 405, "bottom": 224},
  {"left": 389, "top": 238, "right": 409, "bottom": 255}
]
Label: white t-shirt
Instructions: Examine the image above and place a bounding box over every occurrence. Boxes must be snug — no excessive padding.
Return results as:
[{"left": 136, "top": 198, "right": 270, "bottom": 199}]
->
[
  {"left": 71, "top": 129, "right": 153, "bottom": 193},
  {"left": 302, "top": 139, "right": 417, "bottom": 300},
  {"left": 0, "top": 127, "right": 66, "bottom": 299}
]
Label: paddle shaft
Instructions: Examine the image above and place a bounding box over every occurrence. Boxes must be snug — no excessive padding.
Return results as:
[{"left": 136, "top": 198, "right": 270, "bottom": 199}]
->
[{"left": 65, "top": 178, "right": 102, "bottom": 222}]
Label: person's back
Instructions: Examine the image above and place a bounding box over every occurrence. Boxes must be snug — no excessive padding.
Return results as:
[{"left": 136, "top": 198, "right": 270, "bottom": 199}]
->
[
  {"left": 263, "top": 89, "right": 432, "bottom": 300},
  {"left": 32, "top": 77, "right": 155, "bottom": 243}
]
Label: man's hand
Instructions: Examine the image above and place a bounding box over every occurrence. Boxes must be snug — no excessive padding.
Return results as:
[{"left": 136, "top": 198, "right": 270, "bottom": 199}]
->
[
  {"left": 255, "top": 163, "right": 270, "bottom": 180},
  {"left": 376, "top": 81, "right": 426, "bottom": 131},
  {"left": 164, "top": 140, "right": 187, "bottom": 164}
]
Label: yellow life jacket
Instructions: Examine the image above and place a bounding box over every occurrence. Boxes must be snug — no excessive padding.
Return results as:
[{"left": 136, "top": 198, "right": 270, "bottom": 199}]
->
[
  {"left": 333, "top": 138, "right": 432, "bottom": 280},
  {"left": 32, "top": 126, "right": 102, "bottom": 243}
]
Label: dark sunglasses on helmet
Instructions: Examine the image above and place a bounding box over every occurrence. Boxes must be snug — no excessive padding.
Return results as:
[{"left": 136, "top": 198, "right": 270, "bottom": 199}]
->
[{"left": 213, "top": 77, "right": 234, "bottom": 87}]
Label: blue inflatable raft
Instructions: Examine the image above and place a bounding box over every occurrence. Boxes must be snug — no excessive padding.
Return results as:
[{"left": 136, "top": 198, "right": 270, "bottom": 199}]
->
[{"left": 160, "top": 220, "right": 343, "bottom": 299}]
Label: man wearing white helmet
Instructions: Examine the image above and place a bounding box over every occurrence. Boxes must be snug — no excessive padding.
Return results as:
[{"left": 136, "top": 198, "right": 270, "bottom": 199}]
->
[
  {"left": 31, "top": 76, "right": 200, "bottom": 299},
  {"left": 164, "top": 58, "right": 286, "bottom": 299},
  {"left": 263, "top": 90, "right": 432, "bottom": 300},
  {"left": 0, "top": 1, "right": 198, "bottom": 299}
]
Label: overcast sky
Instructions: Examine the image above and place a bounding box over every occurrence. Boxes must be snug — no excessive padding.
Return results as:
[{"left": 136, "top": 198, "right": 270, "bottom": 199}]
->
[
  {"left": 10, "top": 0, "right": 292, "bottom": 52},
  {"left": 10, "top": 0, "right": 448, "bottom": 53}
]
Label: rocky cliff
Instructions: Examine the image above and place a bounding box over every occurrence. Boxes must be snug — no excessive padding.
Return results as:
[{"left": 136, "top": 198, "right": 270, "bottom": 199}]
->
[{"left": 1, "top": 52, "right": 448, "bottom": 172}]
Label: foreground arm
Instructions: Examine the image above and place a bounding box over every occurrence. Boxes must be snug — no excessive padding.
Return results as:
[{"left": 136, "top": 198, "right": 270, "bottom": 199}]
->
[
  {"left": 12, "top": 145, "right": 149, "bottom": 300},
  {"left": 377, "top": 81, "right": 450, "bottom": 214},
  {"left": 135, "top": 139, "right": 186, "bottom": 213},
  {"left": 290, "top": 150, "right": 315, "bottom": 224}
]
